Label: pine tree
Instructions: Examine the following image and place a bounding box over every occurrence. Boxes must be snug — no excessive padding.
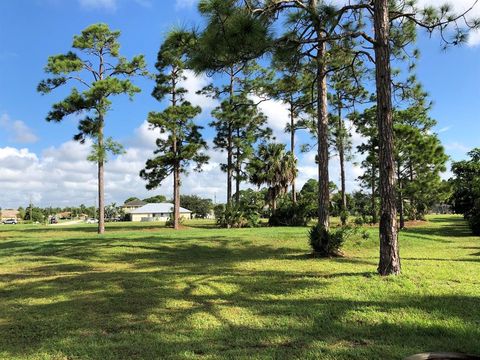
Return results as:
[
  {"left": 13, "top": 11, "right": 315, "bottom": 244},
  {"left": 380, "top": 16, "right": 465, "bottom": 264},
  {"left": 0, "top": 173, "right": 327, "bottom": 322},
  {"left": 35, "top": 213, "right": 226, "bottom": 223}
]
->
[
  {"left": 140, "top": 31, "right": 209, "bottom": 230},
  {"left": 38, "top": 23, "right": 147, "bottom": 234},
  {"left": 268, "top": 59, "right": 314, "bottom": 205}
]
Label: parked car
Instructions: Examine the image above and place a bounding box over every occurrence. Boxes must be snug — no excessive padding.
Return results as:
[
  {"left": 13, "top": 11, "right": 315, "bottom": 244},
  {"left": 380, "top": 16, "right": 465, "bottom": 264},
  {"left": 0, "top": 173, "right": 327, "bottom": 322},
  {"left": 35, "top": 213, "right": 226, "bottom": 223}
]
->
[
  {"left": 3, "top": 218, "right": 17, "bottom": 225},
  {"left": 50, "top": 217, "right": 58, "bottom": 224},
  {"left": 85, "top": 218, "right": 98, "bottom": 224}
]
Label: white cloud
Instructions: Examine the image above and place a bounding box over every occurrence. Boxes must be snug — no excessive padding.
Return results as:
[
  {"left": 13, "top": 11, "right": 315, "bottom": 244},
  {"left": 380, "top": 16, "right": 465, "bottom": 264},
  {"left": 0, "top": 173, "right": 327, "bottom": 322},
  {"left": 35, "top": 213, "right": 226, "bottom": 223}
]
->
[
  {"left": 437, "top": 126, "right": 452, "bottom": 133},
  {"left": 180, "top": 70, "right": 219, "bottom": 112},
  {"left": 0, "top": 123, "right": 228, "bottom": 208},
  {"left": 0, "top": 113, "right": 38, "bottom": 144},
  {"left": 252, "top": 96, "right": 290, "bottom": 141}
]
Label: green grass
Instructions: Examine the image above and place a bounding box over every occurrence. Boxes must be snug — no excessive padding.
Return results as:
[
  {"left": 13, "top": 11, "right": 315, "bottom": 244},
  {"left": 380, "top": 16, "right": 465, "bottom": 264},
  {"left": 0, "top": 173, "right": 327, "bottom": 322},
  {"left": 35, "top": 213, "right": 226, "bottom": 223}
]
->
[{"left": 0, "top": 215, "right": 478, "bottom": 359}]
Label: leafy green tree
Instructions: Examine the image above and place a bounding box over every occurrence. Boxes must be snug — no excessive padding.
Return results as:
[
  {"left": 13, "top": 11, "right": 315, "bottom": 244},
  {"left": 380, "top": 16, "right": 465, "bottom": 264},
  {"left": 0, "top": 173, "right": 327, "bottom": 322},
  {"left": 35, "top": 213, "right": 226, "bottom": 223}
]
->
[
  {"left": 38, "top": 23, "right": 147, "bottom": 234},
  {"left": 124, "top": 197, "right": 141, "bottom": 204},
  {"left": 140, "top": 31, "right": 209, "bottom": 230},
  {"left": 357, "top": 103, "right": 448, "bottom": 229},
  {"left": 143, "top": 195, "right": 167, "bottom": 203},
  {"left": 451, "top": 148, "right": 480, "bottom": 235},
  {"left": 355, "top": 106, "right": 381, "bottom": 224},
  {"left": 180, "top": 195, "right": 213, "bottom": 218},
  {"left": 248, "top": 143, "right": 297, "bottom": 215},
  {"left": 17, "top": 207, "right": 26, "bottom": 220},
  {"left": 104, "top": 203, "right": 124, "bottom": 221},
  {"left": 24, "top": 206, "right": 45, "bottom": 223}
]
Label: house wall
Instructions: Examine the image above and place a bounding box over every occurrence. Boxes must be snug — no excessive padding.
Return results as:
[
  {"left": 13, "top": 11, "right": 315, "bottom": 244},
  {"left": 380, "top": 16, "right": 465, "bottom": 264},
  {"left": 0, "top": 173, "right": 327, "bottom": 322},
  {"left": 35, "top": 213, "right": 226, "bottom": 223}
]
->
[
  {"left": 0, "top": 210, "right": 19, "bottom": 220},
  {"left": 122, "top": 206, "right": 141, "bottom": 214},
  {"left": 131, "top": 212, "right": 191, "bottom": 222}
]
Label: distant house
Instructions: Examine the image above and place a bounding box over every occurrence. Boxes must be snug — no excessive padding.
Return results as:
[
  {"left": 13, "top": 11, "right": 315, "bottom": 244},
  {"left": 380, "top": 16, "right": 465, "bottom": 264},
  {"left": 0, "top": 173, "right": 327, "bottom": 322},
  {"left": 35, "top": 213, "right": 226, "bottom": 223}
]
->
[
  {"left": 57, "top": 211, "right": 72, "bottom": 220},
  {"left": 430, "top": 203, "right": 453, "bottom": 214},
  {"left": 122, "top": 200, "right": 147, "bottom": 215},
  {"left": 130, "top": 203, "right": 192, "bottom": 222},
  {"left": 0, "top": 209, "right": 20, "bottom": 221}
]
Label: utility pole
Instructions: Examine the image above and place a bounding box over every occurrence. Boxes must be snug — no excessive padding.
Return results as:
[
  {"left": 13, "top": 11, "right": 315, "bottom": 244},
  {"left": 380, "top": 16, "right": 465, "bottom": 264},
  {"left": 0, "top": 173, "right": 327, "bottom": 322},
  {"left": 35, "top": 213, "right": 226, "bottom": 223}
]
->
[{"left": 29, "top": 195, "right": 33, "bottom": 222}]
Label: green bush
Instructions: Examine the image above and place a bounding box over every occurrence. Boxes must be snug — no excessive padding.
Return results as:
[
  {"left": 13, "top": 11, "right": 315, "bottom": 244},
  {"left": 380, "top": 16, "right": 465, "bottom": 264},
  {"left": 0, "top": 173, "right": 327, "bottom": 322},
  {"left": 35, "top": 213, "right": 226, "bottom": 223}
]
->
[
  {"left": 466, "top": 199, "right": 480, "bottom": 236},
  {"left": 215, "top": 204, "right": 260, "bottom": 228},
  {"left": 354, "top": 217, "right": 364, "bottom": 226},
  {"left": 269, "top": 203, "right": 311, "bottom": 227},
  {"left": 309, "top": 224, "right": 353, "bottom": 257},
  {"left": 165, "top": 216, "right": 185, "bottom": 228}
]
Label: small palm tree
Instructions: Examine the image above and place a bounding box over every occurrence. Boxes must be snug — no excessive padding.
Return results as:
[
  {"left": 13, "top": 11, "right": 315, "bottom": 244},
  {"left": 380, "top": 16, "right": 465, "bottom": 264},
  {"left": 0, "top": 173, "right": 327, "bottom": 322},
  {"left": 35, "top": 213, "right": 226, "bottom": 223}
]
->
[{"left": 248, "top": 143, "right": 297, "bottom": 212}]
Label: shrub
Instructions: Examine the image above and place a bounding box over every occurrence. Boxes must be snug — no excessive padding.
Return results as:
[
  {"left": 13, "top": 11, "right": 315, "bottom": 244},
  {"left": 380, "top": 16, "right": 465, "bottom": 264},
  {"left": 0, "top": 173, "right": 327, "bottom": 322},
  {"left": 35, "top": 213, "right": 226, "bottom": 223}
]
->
[
  {"left": 268, "top": 203, "right": 311, "bottom": 227},
  {"left": 215, "top": 204, "right": 260, "bottom": 228},
  {"left": 309, "top": 224, "right": 353, "bottom": 257},
  {"left": 339, "top": 210, "right": 349, "bottom": 225},
  {"left": 165, "top": 216, "right": 185, "bottom": 228},
  {"left": 354, "top": 217, "right": 364, "bottom": 226},
  {"left": 308, "top": 223, "right": 369, "bottom": 257},
  {"left": 466, "top": 199, "right": 480, "bottom": 235}
]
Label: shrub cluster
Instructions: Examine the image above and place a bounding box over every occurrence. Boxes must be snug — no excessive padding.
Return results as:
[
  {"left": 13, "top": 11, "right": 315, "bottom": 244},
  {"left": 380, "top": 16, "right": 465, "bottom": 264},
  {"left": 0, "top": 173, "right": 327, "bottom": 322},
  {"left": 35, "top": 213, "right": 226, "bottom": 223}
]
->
[
  {"left": 214, "top": 204, "right": 260, "bottom": 228},
  {"left": 309, "top": 224, "right": 370, "bottom": 257},
  {"left": 466, "top": 199, "right": 480, "bottom": 235}
]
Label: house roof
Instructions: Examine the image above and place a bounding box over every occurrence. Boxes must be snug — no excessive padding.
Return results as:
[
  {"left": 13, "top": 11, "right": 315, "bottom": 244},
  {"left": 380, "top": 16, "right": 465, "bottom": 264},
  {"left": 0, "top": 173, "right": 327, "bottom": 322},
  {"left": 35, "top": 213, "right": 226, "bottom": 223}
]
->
[
  {"left": 123, "top": 200, "right": 147, "bottom": 207},
  {"left": 1, "top": 209, "right": 19, "bottom": 218},
  {"left": 131, "top": 203, "right": 191, "bottom": 214}
]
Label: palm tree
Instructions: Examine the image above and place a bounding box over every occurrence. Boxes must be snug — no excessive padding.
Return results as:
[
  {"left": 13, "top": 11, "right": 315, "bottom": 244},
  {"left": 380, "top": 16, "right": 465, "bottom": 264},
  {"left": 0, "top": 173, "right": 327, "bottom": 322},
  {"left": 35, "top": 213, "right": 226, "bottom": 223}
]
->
[{"left": 248, "top": 143, "right": 297, "bottom": 213}]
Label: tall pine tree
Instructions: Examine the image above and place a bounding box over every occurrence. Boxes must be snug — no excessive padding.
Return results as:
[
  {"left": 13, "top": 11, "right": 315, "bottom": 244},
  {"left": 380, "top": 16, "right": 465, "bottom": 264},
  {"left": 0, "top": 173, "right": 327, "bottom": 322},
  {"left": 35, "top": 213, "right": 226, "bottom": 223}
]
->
[
  {"left": 140, "top": 31, "right": 209, "bottom": 230},
  {"left": 38, "top": 23, "right": 147, "bottom": 234}
]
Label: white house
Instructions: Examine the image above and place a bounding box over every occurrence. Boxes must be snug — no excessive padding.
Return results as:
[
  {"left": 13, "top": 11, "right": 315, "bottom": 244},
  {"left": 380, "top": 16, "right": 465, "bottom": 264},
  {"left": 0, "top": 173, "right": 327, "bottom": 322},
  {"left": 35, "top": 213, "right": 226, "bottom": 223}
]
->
[{"left": 130, "top": 203, "right": 192, "bottom": 222}]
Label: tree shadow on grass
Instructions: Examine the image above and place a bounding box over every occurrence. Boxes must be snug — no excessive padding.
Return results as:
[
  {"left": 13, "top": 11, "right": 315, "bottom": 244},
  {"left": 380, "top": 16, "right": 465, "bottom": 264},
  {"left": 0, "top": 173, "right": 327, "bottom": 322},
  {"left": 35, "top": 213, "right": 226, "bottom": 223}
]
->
[
  {"left": 12, "top": 222, "right": 171, "bottom": 233},
  {"left": 1, "top": 261, "right": 479, "bottom": 359},
  {"left": 1, "top": 224, "right": 479, "bottom": 359},
  {"left": 404, "top": 217, "right": 473, "bottom": 239}
]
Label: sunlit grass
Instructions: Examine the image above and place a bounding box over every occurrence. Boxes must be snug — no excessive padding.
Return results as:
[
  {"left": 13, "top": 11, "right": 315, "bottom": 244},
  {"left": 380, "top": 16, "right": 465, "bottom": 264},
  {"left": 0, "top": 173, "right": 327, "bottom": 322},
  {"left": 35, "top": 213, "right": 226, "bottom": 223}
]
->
[{"left": 0, "top": 215, "right": 478, "bottom": 359}]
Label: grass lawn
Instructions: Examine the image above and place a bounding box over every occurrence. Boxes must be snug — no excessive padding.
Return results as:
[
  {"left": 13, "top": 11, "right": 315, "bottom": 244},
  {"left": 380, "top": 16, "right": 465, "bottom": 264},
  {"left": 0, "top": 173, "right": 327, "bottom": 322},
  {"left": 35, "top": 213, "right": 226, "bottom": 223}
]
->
[{"left": 0, "top": 215, "right": 479, "bottom": 359}]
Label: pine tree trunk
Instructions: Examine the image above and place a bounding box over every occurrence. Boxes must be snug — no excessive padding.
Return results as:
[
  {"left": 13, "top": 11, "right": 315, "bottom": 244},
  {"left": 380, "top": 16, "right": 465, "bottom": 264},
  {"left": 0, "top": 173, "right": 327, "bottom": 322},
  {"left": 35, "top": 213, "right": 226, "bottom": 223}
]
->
[
  {"left": 398, "top": 163, "right": 405, "bottom": 229},
  {"left": 316, "top": 39, "right": 330, "bottom": 231},
  {"left": 371, "top": 164, "right": 378, "bottom": 224},
  {"left": 338, "top": 105, "right": 347, "bottom": 225},
  {"left": 409, "top": 162, "right": 416, "bottom": 220},
  {"left": 290, "top": 104, "right": 297, "bottom": 205},
  {"left": 97, "top": 124, "right": 105, "bottom": 235},
  {"left": 171, "top": 72, "right": 180, "bottom": 230},
  {"left": 374, "top": 0, "right": 400, "bottom": 276},
  {"left": 227, "top": 132, "right": 233, "bottom": 206},
  {"left": 173, "top": 163, "right": 180, "bottom": 230},
  {"left": 227, "top": 69, "right": 234, "bottom": 207},
  {"left": 235, "top": 129, "right": 241, "bottom": 204}
]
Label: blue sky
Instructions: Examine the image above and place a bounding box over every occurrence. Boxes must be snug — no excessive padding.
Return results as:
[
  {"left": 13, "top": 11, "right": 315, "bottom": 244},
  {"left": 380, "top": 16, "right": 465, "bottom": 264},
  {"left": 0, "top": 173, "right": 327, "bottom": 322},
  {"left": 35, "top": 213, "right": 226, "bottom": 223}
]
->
[{"left": 0, "top": 0, "right": 479, "bottom": 208}]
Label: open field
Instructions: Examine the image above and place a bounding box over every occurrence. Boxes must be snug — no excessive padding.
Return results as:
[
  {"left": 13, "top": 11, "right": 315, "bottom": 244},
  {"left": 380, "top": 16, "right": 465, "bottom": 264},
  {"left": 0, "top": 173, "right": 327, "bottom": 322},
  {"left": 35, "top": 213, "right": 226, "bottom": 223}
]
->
[{"left": 0, "top": 215, "right": 479, "bottom": 359}]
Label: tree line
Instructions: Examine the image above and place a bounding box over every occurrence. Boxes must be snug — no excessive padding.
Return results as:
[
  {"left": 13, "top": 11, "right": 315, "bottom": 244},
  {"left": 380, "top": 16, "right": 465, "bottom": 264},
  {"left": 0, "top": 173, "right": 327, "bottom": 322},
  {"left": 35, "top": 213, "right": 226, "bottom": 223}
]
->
[{"left": 37, "top": 1, "right": 479, "bottom": 276}]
